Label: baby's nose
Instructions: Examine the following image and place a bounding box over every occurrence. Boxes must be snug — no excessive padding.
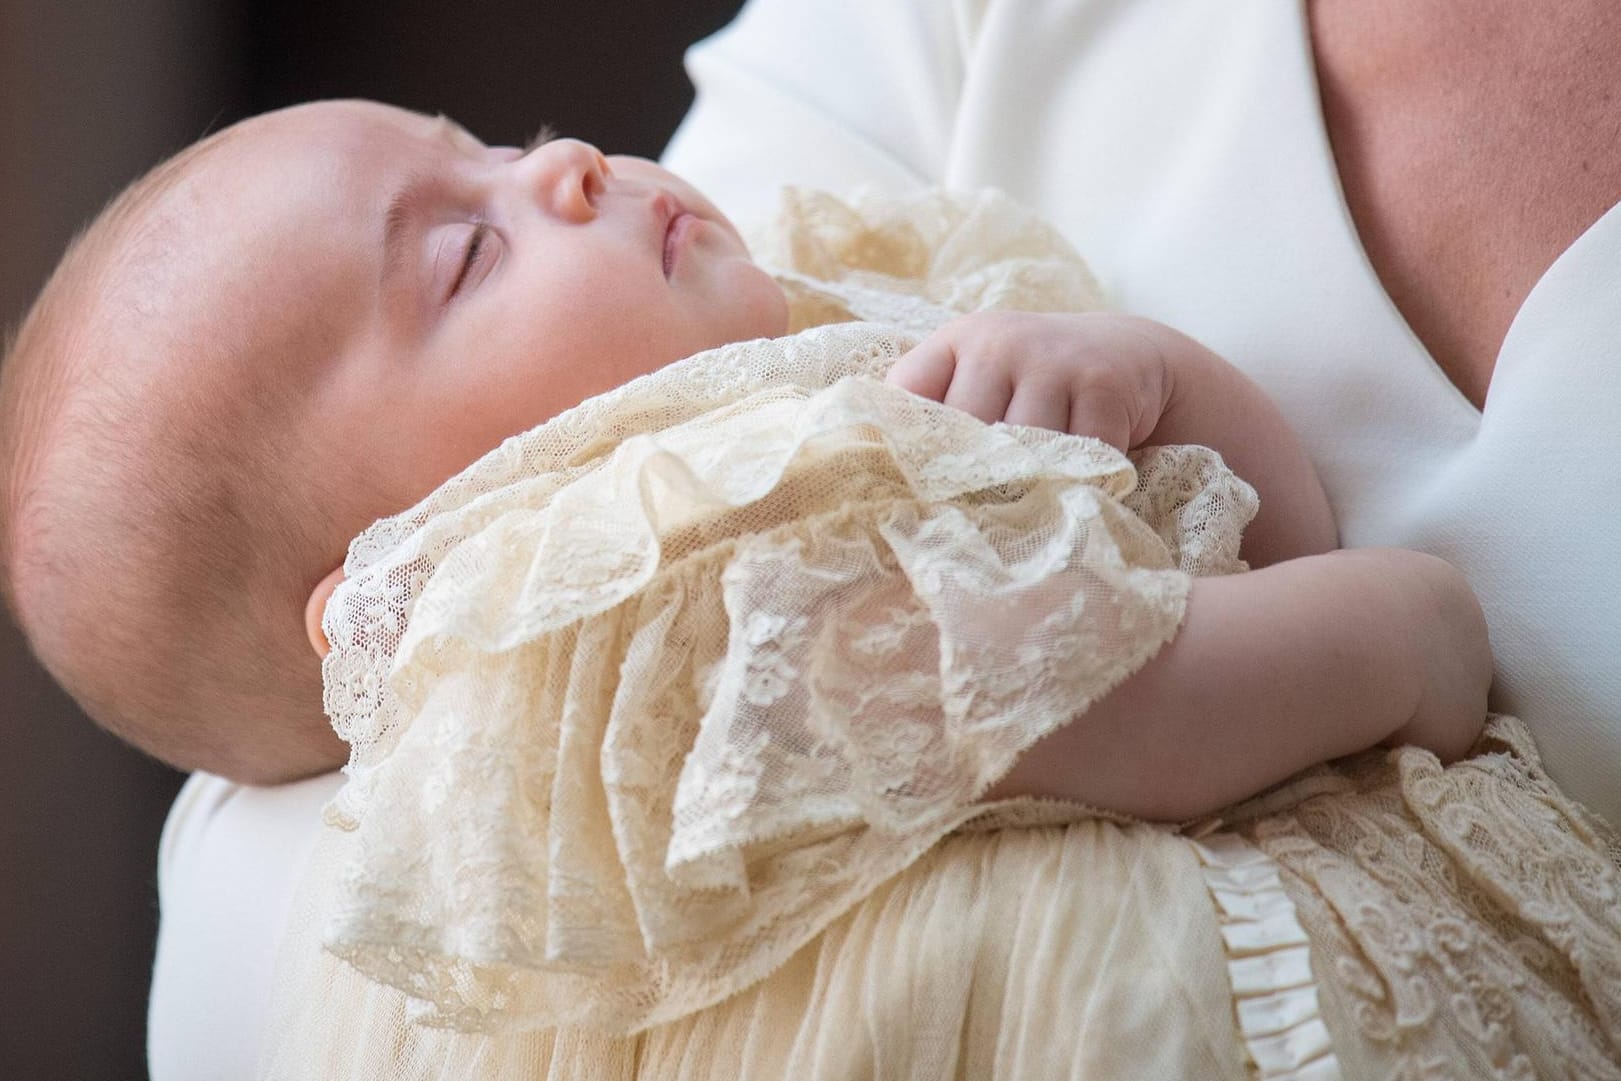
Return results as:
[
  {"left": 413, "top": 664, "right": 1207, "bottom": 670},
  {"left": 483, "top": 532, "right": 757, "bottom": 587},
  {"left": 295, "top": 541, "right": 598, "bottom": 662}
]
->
[{"left": 522, "top": 138, "right": 610, "bottom": 223}]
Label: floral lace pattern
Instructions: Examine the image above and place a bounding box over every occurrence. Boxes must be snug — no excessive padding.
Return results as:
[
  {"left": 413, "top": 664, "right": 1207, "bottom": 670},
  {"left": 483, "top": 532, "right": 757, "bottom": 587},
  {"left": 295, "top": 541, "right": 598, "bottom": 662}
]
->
[
  {"left": 319, "top": 362, "right": 1255, "bottom": 1033},
  {"left": 311, "top": 189, "right": 1259, "bottom": 1033},
  {"left": 1225, "top": 716, "right": 1621, "bottom": 1079},
  {"left": 751, "top": 187, "right": 1107, "bottom": 334},
  {"left": 273, "top": 187, "right": 1621, "bottom": 1080}
]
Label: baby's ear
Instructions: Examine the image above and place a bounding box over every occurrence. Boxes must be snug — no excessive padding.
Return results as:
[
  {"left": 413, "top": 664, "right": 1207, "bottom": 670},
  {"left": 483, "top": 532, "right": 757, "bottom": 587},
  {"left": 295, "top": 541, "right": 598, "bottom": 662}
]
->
[{"left": 305, "top": 566, "right": 346, "bottom": 659}]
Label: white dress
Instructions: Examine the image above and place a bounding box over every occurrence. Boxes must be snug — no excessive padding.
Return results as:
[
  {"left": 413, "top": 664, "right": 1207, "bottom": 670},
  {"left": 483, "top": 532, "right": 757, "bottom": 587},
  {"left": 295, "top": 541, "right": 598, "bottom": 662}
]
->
[{"left": 148, "top": 2, "right": 1621, "bottom": 1076}]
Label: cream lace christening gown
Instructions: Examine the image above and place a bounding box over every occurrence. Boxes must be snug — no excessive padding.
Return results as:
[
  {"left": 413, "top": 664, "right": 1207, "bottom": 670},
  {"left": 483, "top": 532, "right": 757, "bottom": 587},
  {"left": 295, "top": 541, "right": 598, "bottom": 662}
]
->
[{"left": 262, "top": 191, "right": 1621, "bottom": 1081}]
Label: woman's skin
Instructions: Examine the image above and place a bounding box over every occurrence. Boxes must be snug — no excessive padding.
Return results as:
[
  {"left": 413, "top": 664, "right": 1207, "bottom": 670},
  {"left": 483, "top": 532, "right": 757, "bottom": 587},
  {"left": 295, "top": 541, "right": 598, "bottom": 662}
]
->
[{"left": 1310, "top": 0, "right": 1621, "bottom": 410}]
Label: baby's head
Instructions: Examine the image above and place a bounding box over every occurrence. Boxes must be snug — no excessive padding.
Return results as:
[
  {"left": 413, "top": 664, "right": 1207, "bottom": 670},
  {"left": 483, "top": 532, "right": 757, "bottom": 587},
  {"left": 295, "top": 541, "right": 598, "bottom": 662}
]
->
[{"left": 0, "top": 100, "right": 786, "bottom": 784}]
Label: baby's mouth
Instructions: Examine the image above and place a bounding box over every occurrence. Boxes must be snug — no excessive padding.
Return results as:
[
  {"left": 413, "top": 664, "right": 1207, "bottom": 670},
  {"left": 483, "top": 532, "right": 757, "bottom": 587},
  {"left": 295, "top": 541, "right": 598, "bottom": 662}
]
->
[
  {"left": 656, "top": 191, "right": 696, "bottom": 278},
  {"left": 663, "top": 211, "right": 696, "bottom": 278}
]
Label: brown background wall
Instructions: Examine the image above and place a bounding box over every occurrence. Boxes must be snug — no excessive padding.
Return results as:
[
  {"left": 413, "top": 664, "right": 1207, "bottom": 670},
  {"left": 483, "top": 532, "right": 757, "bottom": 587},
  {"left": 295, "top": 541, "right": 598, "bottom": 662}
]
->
[{"left": 0, "top": 2, "right": 744, "bottom": 1076}]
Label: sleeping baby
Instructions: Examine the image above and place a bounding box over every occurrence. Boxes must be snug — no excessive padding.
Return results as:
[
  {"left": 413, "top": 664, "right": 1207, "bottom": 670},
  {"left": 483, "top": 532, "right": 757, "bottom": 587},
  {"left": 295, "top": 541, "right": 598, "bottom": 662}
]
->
[
  {"left": 0, "top": 99, "right": 1479, "bottom": 794},
  {"left": 2, "top": 101, "right": 1616, "bottom": 1078}
]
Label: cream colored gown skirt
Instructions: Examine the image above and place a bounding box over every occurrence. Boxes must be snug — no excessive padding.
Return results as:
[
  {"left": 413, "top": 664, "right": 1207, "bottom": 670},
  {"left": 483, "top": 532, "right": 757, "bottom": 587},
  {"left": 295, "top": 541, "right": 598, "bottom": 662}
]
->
[{"left": 263, "top": 717, "right": 1621, "bottom": 1081}]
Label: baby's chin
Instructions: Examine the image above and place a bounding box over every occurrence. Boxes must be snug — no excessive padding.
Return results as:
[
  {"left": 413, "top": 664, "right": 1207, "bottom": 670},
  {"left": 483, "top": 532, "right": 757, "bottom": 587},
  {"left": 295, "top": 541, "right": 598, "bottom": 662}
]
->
[{"left": 726, "top": 261, "right": 791, "bottom": 341}]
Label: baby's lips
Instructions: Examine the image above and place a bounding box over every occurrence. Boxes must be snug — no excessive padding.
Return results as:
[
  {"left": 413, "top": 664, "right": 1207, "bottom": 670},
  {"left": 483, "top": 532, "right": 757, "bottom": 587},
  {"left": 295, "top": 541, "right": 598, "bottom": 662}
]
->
[{"left": 653, "top": 189, "right": 698, "bottom": 277}]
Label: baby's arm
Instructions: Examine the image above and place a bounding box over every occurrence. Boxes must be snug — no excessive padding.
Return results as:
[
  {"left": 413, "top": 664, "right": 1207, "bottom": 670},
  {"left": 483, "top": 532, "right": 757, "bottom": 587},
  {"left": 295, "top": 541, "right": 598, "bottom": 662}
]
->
[
  {"left": 889, "top": 313, "right": 1490, "bottom": 820},
  {"left": 981, "top": 548, "right": 1490, "bottom": 820},
  {"left": 888, "top": 312, "right": 1336, "bottom": 568}
]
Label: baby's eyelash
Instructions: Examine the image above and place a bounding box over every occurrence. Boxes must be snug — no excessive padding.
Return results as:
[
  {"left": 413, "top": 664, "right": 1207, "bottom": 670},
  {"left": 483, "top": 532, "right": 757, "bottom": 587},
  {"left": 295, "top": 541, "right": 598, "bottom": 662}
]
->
[
  {"left": 450, "top": 222, "right": 490, "bottom": 297},
  {"left": 524, "top": 124, "right": 559, "bottom": 153}
]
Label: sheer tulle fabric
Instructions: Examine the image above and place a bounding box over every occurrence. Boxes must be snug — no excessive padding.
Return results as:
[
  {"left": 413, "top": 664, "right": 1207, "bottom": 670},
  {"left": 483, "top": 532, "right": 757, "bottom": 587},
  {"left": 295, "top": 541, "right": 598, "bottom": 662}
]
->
[
  {"left": 262, "top": 189, "right": 1621, "bottom": 1079},
  {"left": 304, "top": 189, "right": 1241, "bottom": 1036},
  {"left": 264, "top": 818, "right": 1253, "bottom": 1080},
  {"left": 312, "top": 334, "right": 1263, "bottom": 1032},
  {"left": 263, "top": 720, "right": 1621, "bottom": 1081}
]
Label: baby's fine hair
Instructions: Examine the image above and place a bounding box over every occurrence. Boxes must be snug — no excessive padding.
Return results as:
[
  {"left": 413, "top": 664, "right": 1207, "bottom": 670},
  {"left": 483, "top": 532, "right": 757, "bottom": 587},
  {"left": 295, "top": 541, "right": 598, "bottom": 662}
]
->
[{"left": 0, "top": 126, "right": 348, "bottom": 783}]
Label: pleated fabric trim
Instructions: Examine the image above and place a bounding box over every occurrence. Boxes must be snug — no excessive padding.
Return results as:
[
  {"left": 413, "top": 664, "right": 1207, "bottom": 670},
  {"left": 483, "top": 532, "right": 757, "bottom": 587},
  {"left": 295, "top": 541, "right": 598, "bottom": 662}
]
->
[{"left": 1190, "top": 831, "right": 1342, "bottom": 1081}]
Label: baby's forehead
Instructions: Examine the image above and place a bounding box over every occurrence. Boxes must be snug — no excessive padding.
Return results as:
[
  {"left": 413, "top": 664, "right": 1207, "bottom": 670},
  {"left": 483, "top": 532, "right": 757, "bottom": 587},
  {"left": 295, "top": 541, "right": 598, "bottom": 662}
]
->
[
  {"left": 123, "top": 102, "right": 438, "bottom": 242},
  {"left": 215, "top": 100, "right": 461, "bottom": 189},
  {"left": 38, "top": 113, "right": 412, "bottom": 453},
  {"left": 98, "top": 103, "right": 499, "bottom": 321},
  {"left": 50, "top": 99, "right": 484, "bottom": 442},
  {"left": 101, "top": 106, "right": 425, "bottom": 320}
]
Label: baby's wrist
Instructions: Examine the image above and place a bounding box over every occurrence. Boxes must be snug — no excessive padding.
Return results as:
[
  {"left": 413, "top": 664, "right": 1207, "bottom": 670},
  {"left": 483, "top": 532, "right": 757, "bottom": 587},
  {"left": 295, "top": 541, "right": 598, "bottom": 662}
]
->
[{"left": 1388, "top": 551, "right": 1492, "bottom": 760}]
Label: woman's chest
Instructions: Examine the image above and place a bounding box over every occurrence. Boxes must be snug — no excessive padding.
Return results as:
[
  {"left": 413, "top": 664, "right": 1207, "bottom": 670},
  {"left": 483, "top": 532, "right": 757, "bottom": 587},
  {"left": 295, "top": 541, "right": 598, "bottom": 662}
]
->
[{"left": 1308, "top": 0, "right": 1621, "bottom": 409}]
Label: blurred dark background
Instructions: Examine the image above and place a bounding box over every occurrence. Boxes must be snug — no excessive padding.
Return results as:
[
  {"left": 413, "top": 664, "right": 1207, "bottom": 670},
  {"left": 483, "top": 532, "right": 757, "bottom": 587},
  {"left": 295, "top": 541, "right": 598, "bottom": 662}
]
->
[{"left": 0, "top": 1, "right": 744, "bottom": 1076}]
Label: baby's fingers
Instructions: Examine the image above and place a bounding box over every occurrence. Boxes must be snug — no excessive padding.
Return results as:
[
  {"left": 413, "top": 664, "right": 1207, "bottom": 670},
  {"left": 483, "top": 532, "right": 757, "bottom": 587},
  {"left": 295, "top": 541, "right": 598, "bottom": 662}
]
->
[
  {"left": 887, "top": 337, "right": 1014, "bottom": 424},
  {"left": 1063, "top": 388, "right": 1135, "bottom": 451},
  {"left": 885, "top": 336, "right": 958, "bottom": 401},
  {"left": 1003, "top": 378, "right": 1072, "bottom": 434},
  {"left": 939, "top": 356, "right": 1014, "bottom": 425}
]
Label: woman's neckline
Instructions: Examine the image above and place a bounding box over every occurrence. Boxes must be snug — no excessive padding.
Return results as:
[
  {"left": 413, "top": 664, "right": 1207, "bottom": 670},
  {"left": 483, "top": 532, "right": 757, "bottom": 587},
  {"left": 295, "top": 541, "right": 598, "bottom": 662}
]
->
[{"left": 1299, "top": 0, "right": 1621, "bottom": 415}]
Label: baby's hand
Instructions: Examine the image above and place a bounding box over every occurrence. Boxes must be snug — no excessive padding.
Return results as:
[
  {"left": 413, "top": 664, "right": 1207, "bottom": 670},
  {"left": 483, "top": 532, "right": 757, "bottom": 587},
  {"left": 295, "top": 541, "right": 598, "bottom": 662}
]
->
[
  {"left": 891, "top": 310, "right": 1341, "bottom": 568},
  {"left": 885, "top": 312, "right": 1179, "bottom": 450}
]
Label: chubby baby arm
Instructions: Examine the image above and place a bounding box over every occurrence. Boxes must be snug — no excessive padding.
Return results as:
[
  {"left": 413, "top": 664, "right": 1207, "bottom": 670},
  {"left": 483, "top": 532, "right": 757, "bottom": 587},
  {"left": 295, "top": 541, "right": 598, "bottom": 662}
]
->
[
  {"left": 887, "top": 311, "right": 1337, "bottom": 567},
  {"left": 888, "top": 312, "right": 1488, "bottom": 819},
  {"left": 981, "top": 547, "right": 1492, "bottom": 821}
]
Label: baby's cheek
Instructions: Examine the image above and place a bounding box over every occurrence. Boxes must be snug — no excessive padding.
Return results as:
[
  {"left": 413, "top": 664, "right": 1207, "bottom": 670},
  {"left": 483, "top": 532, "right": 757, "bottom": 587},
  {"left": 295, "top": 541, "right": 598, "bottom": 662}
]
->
[{"left": 728, "top": 263, "right": 789, "bottom": 341}]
